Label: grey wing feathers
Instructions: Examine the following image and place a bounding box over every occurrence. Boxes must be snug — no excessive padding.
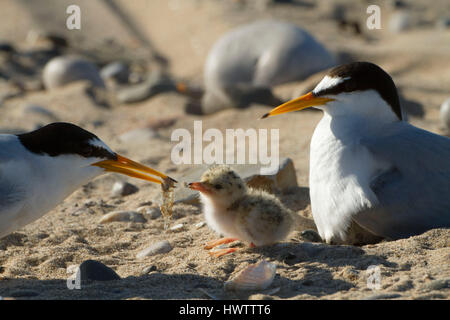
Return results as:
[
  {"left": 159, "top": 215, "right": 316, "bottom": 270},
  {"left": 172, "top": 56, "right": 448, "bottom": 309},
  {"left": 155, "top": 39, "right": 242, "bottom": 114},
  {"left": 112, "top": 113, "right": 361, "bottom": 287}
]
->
[{"left": 355, "top": 123, "right": 450, "bottom": 239}]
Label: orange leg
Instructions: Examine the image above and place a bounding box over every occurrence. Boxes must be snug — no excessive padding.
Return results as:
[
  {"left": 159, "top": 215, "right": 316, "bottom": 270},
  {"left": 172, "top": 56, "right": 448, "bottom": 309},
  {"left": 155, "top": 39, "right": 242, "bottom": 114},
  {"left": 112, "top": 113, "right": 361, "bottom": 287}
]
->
[
  {"left": 209, "top": 248, "right": 239, "bottom": 258},
  {"left": 204, "top": 237, "right": 239, "bottom": 250}
]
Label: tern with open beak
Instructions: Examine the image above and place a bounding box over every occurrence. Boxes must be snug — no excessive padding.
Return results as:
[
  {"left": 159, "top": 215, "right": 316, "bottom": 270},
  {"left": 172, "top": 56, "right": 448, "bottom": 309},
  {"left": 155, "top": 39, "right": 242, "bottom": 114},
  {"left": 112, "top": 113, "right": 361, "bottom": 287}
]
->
[
  {"left": 262, "top": 61, "right": 450, "bottom": 244},
  {"left": 0, "top": 122, "right": 176, "bottom": 238}
]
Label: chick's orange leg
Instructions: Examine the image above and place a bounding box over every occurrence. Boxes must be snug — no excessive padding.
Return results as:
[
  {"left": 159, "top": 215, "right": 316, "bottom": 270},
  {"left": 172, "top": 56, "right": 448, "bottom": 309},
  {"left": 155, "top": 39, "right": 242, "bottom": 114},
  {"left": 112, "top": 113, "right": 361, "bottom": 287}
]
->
[
  {"left": 209, "top": 248, "right": 239, "bottom": 258},
  {"left": 204, "top": 238, "right": 239, "bottom": 250}
]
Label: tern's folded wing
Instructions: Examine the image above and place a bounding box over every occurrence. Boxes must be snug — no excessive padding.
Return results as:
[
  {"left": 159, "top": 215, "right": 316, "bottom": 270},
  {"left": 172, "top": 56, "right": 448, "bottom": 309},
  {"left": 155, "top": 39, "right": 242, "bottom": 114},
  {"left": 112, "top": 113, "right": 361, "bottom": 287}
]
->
[
  {"left": 355, "top": 122, "right": 450, "bottom": 239},
  {"left": 0, "top": 165, "right": 27, "bottom": 238}
]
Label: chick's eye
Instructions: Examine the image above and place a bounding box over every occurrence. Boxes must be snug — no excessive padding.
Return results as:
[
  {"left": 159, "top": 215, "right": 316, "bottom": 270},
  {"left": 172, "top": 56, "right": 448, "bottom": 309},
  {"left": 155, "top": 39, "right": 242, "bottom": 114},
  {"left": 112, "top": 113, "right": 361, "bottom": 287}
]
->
[{"left": 214, "top": 184, "right": 222, "bottom": 190}]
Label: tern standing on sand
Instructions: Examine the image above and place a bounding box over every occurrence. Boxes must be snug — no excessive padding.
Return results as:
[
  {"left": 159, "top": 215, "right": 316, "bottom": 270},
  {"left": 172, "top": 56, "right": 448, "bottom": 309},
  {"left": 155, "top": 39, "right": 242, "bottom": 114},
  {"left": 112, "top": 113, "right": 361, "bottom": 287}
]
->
[
  {"left": 263, "top": 62, "right": 450, "bottom": 244},
  {"left": 0, "top": 122, "right": 175, "bottom": 238}
]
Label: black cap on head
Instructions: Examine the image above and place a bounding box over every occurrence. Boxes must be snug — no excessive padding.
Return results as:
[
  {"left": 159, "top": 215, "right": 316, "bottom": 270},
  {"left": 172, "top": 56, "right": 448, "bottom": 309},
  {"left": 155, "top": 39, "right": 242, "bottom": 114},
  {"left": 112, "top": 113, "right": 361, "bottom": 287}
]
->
[
  {"left": 314, "top": 62, "right": 402, "bottom": 120},
  {"left": 17, "top": 122, "right": 116, "bottom": 159}
]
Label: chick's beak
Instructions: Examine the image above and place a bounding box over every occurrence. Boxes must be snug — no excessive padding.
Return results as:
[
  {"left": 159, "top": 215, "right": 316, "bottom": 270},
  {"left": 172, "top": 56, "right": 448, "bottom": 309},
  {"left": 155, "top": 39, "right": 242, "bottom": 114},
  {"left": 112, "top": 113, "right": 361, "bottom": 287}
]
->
[
  {"left": 92, "top": 154, "right": 176, "bottom": 184},
  {"left": 188, "top": 182, "right": 210, "bottom": 193},
  {"left": 261, "top": 91, "right": 335, "bottom": 119}
]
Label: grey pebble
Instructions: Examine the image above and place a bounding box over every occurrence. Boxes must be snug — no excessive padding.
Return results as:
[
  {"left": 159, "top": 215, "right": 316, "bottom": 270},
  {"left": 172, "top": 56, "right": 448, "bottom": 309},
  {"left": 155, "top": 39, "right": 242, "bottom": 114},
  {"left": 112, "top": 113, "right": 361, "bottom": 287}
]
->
[
  {"left": 363, "top": 293, "right": 401, "bottom": 300},
  {"left": 111, "top": 181, "right": 139, "bottom": 197},
  {"left": 440, "top": 98, "right": 450, "bottom": 133},
  {"left": 99, "top": 210, "right": 147, "bottom": 224},
  {"left": 79, "top": 260, "right": 121, "bottom": 281},
  {"left": 141, "top": 265, "right": 157, "bottom": 274},
  {"left": 391, "top": 279, "right": 413, "bottom": 292},
  {"left": 137, "top": 206, "right": 162, "bottom": 219},
  {"left": 436, "top": 17, "right": 450, "bottom": 30},
  {"left": 100, "top": 61, "right": 129, "bottom": 83},
  {"left": 116, "top": 75, "right": 175, "bottom": 104},
  {"left": 136, "top": 240, "right": 173, "bottom": 259},
  {"left": 300, "top": 229, "right": 322, "bottom": 242},
  {"left": 22, "top": 104, "right": 58, "bottom": 121},
  {"left": 9, "top": 289, "right": 40, "bottom": 298},
  {"left": 43, "top": 55, "right": 105, "bottom": 89},
  {"left": 389, "top": 12, "right": 411, "bottom": 33},
  {"left": 424, "top": 279, "right": 450, "bottom": 291}
]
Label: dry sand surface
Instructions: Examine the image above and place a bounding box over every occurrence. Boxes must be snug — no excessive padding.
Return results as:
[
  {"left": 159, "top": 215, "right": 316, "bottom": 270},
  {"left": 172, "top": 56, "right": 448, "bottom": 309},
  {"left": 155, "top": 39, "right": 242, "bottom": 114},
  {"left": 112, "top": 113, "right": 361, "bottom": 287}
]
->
[{"left": 0, "top": 0, "right": 449, "bottom": 299}]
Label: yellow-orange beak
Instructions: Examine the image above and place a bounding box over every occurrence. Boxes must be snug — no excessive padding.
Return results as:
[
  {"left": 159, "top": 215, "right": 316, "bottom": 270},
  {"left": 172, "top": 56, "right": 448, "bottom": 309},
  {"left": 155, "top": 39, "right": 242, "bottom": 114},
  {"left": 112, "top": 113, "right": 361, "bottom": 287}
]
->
[
  {"left": 261, "top": 92, "right": 335, "bottom": 119},
  {"left": 92, "top": 154, "right": 176, "bottom": 185}
]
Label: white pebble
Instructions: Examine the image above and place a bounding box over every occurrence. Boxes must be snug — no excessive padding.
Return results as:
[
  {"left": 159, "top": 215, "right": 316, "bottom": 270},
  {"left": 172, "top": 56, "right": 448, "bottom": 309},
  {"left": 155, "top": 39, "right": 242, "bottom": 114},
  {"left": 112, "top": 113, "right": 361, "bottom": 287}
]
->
[
  {"left": 136, "top": 241, "right": 172, "bottom": 259},
  {"left": 195, "top": 221, "right": 206, "bottom": 229},
  {"left": 111, "top": 181, "right": 139, "bottom": 197},
  {"left": 98, "top": 211, "right": 147, "bottom": 224},
  {"left": 136, "top": 206, "right": 162, "bottom": 219},
  {"left": 169, "top": 223, "right": 185, "bottom": 232}
]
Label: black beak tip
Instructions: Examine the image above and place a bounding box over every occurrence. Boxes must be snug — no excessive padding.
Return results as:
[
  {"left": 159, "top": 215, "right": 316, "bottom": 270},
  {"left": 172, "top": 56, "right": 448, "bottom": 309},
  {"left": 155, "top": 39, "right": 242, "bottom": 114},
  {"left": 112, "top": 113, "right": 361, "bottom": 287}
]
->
[{"left": 260, "top": 113, "right": 269, "bottom": 119}]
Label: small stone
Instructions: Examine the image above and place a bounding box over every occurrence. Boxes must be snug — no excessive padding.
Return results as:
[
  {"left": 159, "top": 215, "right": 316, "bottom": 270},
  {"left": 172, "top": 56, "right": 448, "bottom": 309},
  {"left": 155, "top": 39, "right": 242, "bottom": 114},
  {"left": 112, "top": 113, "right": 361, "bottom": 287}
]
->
[
  {"left": 99, "top": 211, "right": 147, "bottom": 224},
  {"left": 116, "top": 74, "right": 176, "bottom": 104},
  {"left": 43, "top": 55, "right": 105, "bottom": 89},
  {"left": 141, "top": 265, "right": 157, "bottom": 274},
  {"left": 439, "top": 98, "right": 450, "bottom": 133},
  {"left": 248, "top": 294, "right": 276, "bottom": 300},
  {"left": 389, "top": 12, "right": 411, "bottom": 33},
  {"left": 424, "top": 279, "right": 450, "bottom": 291},
  {"left": 169, "top": 223, "right": 185, "bottom": 232},
  {"left": 137, "top": 206, "right": 162, "bottom": 219},
  {"left": 363, "top": 293, "right": 401, "bottom": 300},
  {"left": 195, "top": 221, "right": 206, "bottom": 229},
  {"left": 436, "top": 17, "right": 450, "bottom": 30},
  {"left": 71, "top": 208, "right": 86, "bottom": 216},
  {"left": 22, "top": 104, "right": 58, "bottom": 121},
  {"left": 111, "top": 181, "right": 139, "bottom": 197},
  {"left": 391, "top": 279, "right": 413, "bottom": 292},
  {"left": 79, "top": 260, "right": 121, "bottom": 281},
  {"left": 9, "top": 289, "right": 40, "bottom": 298},
  {"left": 100, "top": 61, "right": 129, "bottom": 83},
  {"left": 341, "top": 267, "right": 359, "bottom": 281},
  {"left": 300, "top": 229, "right": 322, "bottom": 242},
  {"left": 136, "top": 240, "right": 173, "bottom": 259},
  {"left": 83, "top": 199, "right": 97, "bottom": 208}
]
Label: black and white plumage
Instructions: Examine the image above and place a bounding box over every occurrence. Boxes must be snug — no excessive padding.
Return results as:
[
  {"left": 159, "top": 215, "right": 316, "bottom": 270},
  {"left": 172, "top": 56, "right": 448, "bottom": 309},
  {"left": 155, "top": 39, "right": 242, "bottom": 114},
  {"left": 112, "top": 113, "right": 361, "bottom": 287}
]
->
[
  {"left": 0, "top": 122, "right": 174, "bottom": 238},
  {"left": 263, "top": 62, "right": 450, "bottom": 244}
]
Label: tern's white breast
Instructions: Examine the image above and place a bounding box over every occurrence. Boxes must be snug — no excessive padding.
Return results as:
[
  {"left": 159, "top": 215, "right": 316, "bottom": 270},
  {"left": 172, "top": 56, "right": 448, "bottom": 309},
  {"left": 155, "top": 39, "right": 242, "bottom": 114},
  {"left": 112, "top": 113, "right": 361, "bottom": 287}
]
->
[{"left": 309, "top": 114, "right": 390, "bottom": 243}]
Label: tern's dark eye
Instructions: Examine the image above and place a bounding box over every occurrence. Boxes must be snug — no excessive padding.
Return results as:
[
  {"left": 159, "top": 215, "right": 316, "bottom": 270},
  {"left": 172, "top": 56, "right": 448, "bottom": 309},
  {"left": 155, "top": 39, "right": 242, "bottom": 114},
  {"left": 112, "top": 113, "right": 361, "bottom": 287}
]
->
[
  {"left": 80, "top": 145, "right": 94, "bottom": 157},
  {"left": 214, "top": 184, "right": 222, "bottom": 190}
]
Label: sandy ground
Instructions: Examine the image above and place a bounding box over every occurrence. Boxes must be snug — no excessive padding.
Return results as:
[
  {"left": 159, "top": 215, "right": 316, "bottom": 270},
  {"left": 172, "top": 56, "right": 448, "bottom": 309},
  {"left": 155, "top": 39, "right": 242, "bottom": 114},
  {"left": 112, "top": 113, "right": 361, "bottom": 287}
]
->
[{"left": 0, "top": 0, "right": 449, "bottom": 299}]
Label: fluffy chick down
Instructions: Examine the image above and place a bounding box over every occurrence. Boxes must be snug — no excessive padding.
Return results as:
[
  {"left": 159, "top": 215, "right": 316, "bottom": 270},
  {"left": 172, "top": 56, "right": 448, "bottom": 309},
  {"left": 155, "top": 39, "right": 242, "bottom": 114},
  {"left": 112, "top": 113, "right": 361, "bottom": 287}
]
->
[{"left": 190, "top": 165, "right": 295, "bottom": 246}]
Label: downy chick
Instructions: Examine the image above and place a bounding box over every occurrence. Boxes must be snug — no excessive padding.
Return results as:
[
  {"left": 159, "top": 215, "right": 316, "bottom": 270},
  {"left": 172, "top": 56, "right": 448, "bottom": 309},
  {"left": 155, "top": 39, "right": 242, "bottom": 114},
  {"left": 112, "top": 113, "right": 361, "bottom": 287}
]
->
[{"left": 189, "top": 165, "right": 294, "bottom": 257}]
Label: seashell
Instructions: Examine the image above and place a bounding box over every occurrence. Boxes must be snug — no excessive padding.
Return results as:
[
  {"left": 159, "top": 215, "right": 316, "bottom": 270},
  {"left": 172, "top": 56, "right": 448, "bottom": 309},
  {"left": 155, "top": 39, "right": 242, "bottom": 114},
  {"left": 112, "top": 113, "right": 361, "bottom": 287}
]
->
[{"left": 224, "top": 261, "right": 276, "bottom": 291}]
